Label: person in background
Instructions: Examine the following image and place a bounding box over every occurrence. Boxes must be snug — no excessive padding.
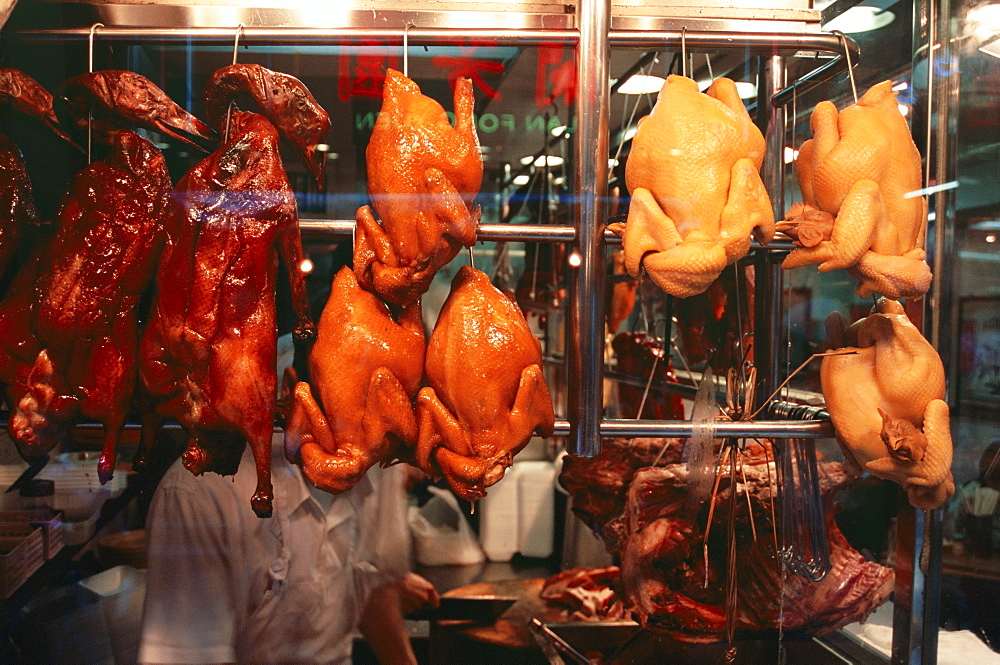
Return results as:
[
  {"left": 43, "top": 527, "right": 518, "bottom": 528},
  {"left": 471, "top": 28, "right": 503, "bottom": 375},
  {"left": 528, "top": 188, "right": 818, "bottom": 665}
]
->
[{"left": 139, "top": 335, "right": 438, "bottom": 665}]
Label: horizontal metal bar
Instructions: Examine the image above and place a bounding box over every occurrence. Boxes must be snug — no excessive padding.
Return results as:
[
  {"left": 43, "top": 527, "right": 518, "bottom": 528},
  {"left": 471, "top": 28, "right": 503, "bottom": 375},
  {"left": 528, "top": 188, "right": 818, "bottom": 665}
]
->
[
  {"left": 299, "top": 219, "right": 798, "bottom": 250},
  {"left": 18, "top": 26, "right": 852, "bottom": 57},
  {"left": 550, "top": 418, "right": 834, "bottom": 439}
]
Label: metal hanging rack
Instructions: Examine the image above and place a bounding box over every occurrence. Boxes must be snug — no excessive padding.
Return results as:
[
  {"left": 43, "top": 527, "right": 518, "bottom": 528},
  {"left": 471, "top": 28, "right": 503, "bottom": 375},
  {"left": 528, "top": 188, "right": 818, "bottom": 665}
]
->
[{"left": 13, "top": 10, "right": 860, "bottom": 456}]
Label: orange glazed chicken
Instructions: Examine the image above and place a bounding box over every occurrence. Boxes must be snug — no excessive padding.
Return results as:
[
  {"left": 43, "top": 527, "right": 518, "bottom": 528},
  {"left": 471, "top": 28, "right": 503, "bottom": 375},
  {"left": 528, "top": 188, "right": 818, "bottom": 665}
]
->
[
  {"left": 354, "top": 69, "right": 481, "bottom": 306},
  {"left": 778, "top": 81, "right": 931, "bottom": 299},
  {"left": 415, "top": 266, "right": 555, "bottom": 501},
  {"left": 284, "top": 267, "right": 425, "bottom": 494},
  {"left": 618, "top": 75, "right": 774, "bottom": 298},
  {"left": 821, "top": 299, "right": 953, "bottom": 510}
]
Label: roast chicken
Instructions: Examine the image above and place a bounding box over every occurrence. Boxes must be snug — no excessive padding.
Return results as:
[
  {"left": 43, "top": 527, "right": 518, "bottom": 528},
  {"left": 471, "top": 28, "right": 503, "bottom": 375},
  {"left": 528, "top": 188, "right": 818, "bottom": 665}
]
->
[
  {"left": 616, "top": 75, "right": 774, "bottom": 298},
  {"left": 415, "top": 266, "right": 554, "bottom": 501},
  {"left": 354, "top": 69, "right": 482, "bottom": 306},
  {"left": 284, "top": 267, "right": 425, "bottom": 493},
  {"left": 139, "top": 111, "right": 314, "bottom": 518},
  {"left": 778, "top": 81, "right": 931, "bottom": 299},
  {"left": 60, "top": 70, "right": 215, "bottom": 150},
  {"left": 204, "top": 63, "right": 331, "bottom": 189},
  {"left": 0, "top": 131, "right": 171, "bottom": 479},
  {"left": 821, "top": 298, "right": 953, "bottom": 509}
]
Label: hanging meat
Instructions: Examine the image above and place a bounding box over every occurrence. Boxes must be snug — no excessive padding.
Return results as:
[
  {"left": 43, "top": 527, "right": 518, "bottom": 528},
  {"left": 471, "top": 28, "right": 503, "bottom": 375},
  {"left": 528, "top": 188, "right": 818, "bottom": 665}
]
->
[
  {"left": 614, "top": 75, "right": 774, "bottom": 298},
  {"left": 59, "top": 70, "right": 215, "bottom": 150},
  {"left": 611, "top": 333, "right": 686, "bottom": 420},
  {"left": 354, "top": 69, "right": 482, "bottom": 306},
  {"left": 0, "top": 69, "right": 78, "bottom": 287},
  {"left": 415, "top": 266, "right": 554, "bottom": 501},
  {"left": 0, "top": 131, "right": 172, "bottom": 478},
  {"left": 203, "top": 63, "right": 331, "bottom": 189},
  {"left": 138, "top": 111, "right": 314, "bottom": 518},
  {"left": 284, "top": 267, "right": 424, "bottom": 494},
  {"left": 559, "top": 439, "right": 894, "bottom": 642},
  {"left": 821, "top": 298, "right": 954, "bottom": 509},
  {"left": 777, "top": 81, "right": 931, "bottom": 299}
]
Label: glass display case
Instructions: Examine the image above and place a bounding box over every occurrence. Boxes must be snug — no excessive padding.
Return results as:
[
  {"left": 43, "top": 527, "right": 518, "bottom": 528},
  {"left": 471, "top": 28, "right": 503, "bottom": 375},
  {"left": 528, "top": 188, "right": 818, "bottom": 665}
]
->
[{"left": 0, "top": 1, "right": 995, "bottom": 664}]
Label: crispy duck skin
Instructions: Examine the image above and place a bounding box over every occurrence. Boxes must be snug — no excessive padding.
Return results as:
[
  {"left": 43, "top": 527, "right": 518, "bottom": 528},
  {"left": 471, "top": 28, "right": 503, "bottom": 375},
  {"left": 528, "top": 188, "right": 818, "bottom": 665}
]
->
[
  {"left": 354, "top": 69, "right": 482, "bottom": 306},
  {"left": 60, "top": 70, "right": 216, "bottom": 150},
  {"left": 138, "top": 111, "right": 314, "bottom": 518},
  {"left": 0, "top": 132, "right": 171, "bottom": 476},
  {"left": 203, "top": 64, "right": 331, "bottom": 189},
  {"left": 0, "top": 68, "right": 79, "bottom": 147},
  {"left": 0, "top": 134, "right": 40, "bottom": 286},
  {"left": 284, "top": 267, "right": 425, "bottom": 494}
]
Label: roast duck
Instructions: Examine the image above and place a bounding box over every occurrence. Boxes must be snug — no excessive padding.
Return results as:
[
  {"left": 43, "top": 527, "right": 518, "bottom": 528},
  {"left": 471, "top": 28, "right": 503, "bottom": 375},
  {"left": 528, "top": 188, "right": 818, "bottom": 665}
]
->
[
  {"left": 0, "top": 69, "right": 78, "bottom": 288},
  {"left": 60, "top": 70, "right": 216, "bottom": 150},
  {"left": 821, "top": 298, "right": 954, "bottom": 510},
  {"left": 284, "top": 267, "right": 424, "bottom": 494},
  {"left": 559, "top": 438, "right": 893, "bottom": 642},
  {"left": 415, "top": 266, "right": 555, "bottom": 501},
  {"left": 615, "top": 75, "right": 774, "bottom": 298},
  {"left": 354, "top": 69, "right": 482, "bottom": 306},
  {"left": 0, "top": 128, "right": 172, "bottom": 478},
  {"left": 139, "top": 107, "right": 316, "bottom": 518},
  {"left": 778, "top": 81, "right": 932, "bottom": 300}
]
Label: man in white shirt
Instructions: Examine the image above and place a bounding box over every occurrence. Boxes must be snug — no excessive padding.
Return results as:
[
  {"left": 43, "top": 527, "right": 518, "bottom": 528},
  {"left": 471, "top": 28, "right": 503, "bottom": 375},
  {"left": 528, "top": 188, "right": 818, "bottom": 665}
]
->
[{"left": 139, "top": 433, "right": 435, "bottom": 665}]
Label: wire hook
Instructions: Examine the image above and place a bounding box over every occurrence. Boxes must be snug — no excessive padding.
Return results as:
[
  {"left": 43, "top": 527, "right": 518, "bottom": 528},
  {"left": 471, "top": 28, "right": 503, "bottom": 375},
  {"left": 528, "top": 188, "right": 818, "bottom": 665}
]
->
[
  {"left": 224, "top": 23, "right": 246, "bottom": 143},
  {"left": 832, "top": 30, "right": 858, "bottom": 104},
  {"left": 680, "top": 27, "right": 688, "bottom": 78},
  {"left": 403, "top": 22, "right": 414, "bottom": 78},
  {"left": 87, "top": 22, "right": 103, "bottom": 164}
]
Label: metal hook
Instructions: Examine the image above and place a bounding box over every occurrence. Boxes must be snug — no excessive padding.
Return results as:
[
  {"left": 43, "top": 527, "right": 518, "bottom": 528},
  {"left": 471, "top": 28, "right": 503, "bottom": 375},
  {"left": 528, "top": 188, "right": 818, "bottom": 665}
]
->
[
  {"left": 224, "top": 23, "right": 246, "bottom": 143},
  {"left": 467, "top": 244, "right": 475, "bottom": 270},
  {"left": 832, "top": 30, "right": 858, "bottom": 104},
  {"left": 680, "top": 27, "right": 688, "bottom": 78},
  {"left": 87, "top": 22, "right": 103, "bottom": 164},
  {"left": 403, "top": 22, "right": 414, "bottom": 78},
  {"left": 705, "top": 52, "right": 713, "bottom": 81},
  {"left": 352, "top": 219, "right": 358, "bottom": 257}
]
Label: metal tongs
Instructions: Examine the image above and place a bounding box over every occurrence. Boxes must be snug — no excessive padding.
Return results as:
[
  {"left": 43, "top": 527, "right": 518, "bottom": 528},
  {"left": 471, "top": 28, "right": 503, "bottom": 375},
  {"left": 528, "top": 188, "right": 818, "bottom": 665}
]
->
[{"left": 528, "top": 618, "right": 602, "bottom": 665}]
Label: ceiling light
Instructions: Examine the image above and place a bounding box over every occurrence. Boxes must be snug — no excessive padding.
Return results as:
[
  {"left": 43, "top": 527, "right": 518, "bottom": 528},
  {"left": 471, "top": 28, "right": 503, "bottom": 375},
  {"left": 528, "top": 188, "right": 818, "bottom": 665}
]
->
[
  {"left": 608, "top": 159, "right": 619, "bottom": 168},
  {"left": 969, "top": 4, "right": 1000, "bottom": 44},
  {"left": 512, "top": 174, "right": 530, "bottom": 186},
  {"left": 823, "top": 6, "right": 895, "bottom": 34},
  {"left": 568, "top": 252, "right": 582, "bottom": 267},
  {"left": 617, "top": 74, "right": 666, "bottom": 95},
  {"left": 987, "top": 234, "right": 997, "bottom": 243},
  {"left": 534, "top": 155, "right": 564, "bottom": 168},
  {"left": 315, "top": 143, "right": 330, "bottom": 152},
  {"left": 553, "top": 176, "right": 566, "bottom": 185},
  {"left": 981, "top": 35, "right": 1000, "bottom": 59},
  {"left": 551, "top": 125, "right": 568, "bottom": 137},
  {"left": 898, "top": 104, "right": 910, "bottom": 117},
  {"left": 519, "top": 155, "right": 535, "bottom": 165},
  {"left": 892, "top": 81, "right": 908, "bottom": 91},
  {"left": 622, "top": 126, "right": 638, "bottom": 141},
  {"left": 299, "top": 258, "right": 314, "bottom": 274},
  {"left": 784, "top": 147, "right": 799, "bottom": 164}
]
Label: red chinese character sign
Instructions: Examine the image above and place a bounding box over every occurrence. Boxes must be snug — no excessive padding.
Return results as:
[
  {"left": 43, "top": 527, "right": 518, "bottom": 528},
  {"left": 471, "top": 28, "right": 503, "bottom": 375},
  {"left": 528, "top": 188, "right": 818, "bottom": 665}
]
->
[
  {"left": 431, "top": 44, "right": 505, "bottom": 99},
  {"left": 338, "top": 42, "right": 401, "bottom": 102},
  {"left": 535, "top": 44, "right": 576, "bottom": 110}
]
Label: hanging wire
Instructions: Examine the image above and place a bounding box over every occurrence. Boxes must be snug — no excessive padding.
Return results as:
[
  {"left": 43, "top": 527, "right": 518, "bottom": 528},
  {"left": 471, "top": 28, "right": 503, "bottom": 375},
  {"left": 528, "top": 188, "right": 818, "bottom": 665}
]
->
[
  {"left": 680, "top": 27, "right": 688, "bottom": 78},
  {"left": 403, "top": 22, "right": 414, "bottom": 77},
  {"left": 832, "top": 30, "right": 858, "bottom": 104},
  {"left": 86, "top": 22, "right": 103, "bottom": 164},
  {"left": 705, "top": 52, "right": 713, "bottom": 81},
  {"left": 224, "top": 23, "right": 245, "bottom": 143}
]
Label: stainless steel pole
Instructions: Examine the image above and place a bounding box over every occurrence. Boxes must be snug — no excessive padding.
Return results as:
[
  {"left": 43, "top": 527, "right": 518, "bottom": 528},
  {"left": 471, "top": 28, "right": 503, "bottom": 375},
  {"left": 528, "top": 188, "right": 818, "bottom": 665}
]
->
[
  {"left": 548, "top": 418, "right": 835, "bottom": 439},
  {"left": 567, "top": 0, "right": 610, "bottom": 458}
]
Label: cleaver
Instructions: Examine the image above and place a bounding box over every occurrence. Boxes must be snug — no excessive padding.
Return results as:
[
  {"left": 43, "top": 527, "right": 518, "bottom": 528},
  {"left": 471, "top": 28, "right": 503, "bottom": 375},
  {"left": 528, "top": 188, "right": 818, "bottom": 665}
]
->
[{"left": 407, "top": 595, "right": 518, "bottom": 623}]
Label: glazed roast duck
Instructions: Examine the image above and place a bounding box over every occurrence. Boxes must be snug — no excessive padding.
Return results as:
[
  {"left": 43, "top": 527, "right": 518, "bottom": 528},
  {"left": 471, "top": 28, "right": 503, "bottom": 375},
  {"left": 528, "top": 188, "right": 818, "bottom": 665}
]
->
[
  {"left": 414, "top": 266, "right": 555, "bottom": 501},
  {"left": 354, "top": 69, "right": 482, "bottom": 306},
  {"left": 284, "top": 267, "right": 425, "bottom": 494},
  {"left": 614, "top": 75, "right": 774, "bottom": 298},
  {"left": 138, "top": 110, "right": 314, "bottom": 518},
  {"left": 0, "top": 130, "right": 172, "bottom": 479},
  {"left": 778, "top": 81, "right": 931, "bottom": 299},
  {"left": 822, "top": 298, "right": 954, "bottom": 510}
]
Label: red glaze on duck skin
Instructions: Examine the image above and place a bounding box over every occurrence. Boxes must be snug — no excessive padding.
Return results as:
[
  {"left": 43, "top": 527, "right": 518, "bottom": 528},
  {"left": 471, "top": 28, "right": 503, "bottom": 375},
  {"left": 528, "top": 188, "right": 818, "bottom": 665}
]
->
[{"left": 138, "top": 111, "right": 314, "bottom": 518}]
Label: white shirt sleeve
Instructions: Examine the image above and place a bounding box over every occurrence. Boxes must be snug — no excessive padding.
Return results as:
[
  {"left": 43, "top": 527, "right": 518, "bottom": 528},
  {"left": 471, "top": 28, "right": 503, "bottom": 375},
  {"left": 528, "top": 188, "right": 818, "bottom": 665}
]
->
[{"left": 139, "top": 475, "right": 243, "bottom": 665}]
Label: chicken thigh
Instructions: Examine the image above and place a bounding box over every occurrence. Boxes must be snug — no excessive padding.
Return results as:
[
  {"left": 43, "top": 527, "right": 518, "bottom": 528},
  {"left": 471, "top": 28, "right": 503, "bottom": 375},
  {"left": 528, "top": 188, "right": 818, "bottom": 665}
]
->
[
  {"left": 821, "top": 298, "right": 953, "bottom": 509},
  {"left": 415, "top": 266, "right": 555, "bottom": 501},
  {"left": 779, "top": 81, "right": 931, "bottom": 299},
  {"left": 139, "top": 111, "right": 314, "bottom": 517},
  {"left": 284, "top": 267, "right": 425, "bottom": 494},
  {"left": 354, "top": 69, "right": 482, "bottom": 306},
  {"left": 617, "top": 75, "right": 774, "bottom": 298}
]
